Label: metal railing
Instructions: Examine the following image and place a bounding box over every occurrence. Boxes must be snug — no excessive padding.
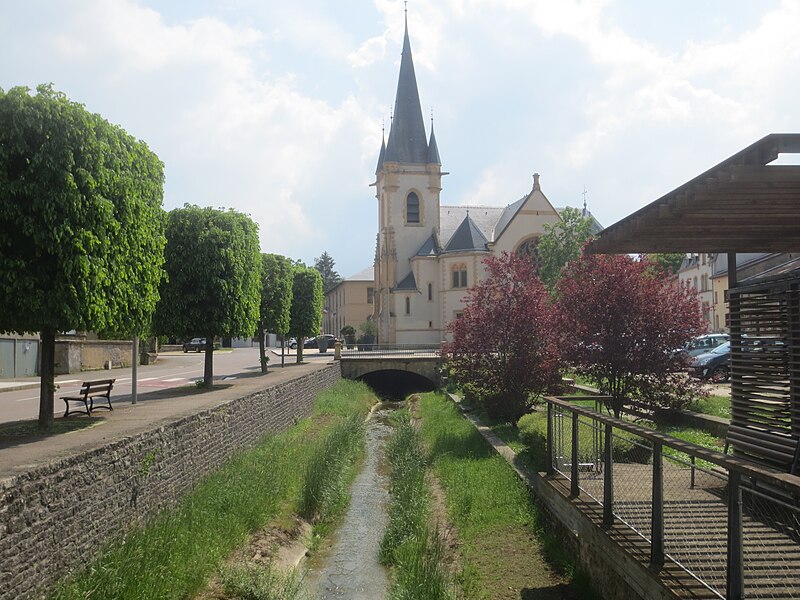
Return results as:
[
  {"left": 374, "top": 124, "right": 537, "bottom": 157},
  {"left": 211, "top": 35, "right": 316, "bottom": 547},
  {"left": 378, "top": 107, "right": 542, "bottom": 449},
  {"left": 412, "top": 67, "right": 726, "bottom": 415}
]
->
[
  {"left": 546, "top": 396, "right": 800, "bottom": 600},
  {"left": 339, "top": 344, "right": 442, "bottom": 359}
]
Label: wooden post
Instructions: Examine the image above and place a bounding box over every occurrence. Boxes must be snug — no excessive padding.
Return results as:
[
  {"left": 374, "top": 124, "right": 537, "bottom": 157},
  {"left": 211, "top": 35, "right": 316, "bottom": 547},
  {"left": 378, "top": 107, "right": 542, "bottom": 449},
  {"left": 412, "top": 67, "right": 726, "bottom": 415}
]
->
[{"left": 727, "top": 470, "right": 744, "bottom": 599}]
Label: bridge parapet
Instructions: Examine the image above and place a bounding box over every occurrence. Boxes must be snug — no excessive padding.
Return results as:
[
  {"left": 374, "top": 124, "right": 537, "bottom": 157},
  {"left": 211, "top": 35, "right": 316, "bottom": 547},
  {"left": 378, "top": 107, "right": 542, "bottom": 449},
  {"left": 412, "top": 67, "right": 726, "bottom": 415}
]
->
[{"left": 340, "top": 345, "right": 444, "bottom": 385}]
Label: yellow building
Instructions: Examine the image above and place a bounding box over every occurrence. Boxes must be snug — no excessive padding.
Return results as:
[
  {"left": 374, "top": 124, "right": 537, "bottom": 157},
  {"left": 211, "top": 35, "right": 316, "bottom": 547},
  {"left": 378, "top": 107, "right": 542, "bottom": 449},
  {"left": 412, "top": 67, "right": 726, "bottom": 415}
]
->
[{"left": 323, "top": 267, "right": 374, "bottom": 338}]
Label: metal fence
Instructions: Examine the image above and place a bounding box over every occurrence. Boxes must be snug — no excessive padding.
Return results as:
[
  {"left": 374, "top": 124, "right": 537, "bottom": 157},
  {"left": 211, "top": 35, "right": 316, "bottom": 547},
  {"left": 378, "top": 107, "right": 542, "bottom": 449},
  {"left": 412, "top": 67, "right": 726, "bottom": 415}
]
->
[
  {"left": 339, "top": 344, "right": 442, "bottom": 359},
  {"left": 546, "top": 396, "right": 800, "bottom": 600}
]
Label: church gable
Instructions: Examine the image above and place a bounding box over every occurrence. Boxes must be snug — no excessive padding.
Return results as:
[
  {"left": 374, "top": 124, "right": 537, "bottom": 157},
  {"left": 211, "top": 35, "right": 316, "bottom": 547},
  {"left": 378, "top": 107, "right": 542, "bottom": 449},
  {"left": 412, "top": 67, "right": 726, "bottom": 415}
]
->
[{"left": 492, "top": 174, "right": 561, "bottom": 252}]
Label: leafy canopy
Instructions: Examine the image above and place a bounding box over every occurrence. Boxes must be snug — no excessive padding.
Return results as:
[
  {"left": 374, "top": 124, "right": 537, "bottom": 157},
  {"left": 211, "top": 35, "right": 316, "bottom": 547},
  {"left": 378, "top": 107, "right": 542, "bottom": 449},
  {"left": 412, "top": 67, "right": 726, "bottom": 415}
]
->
[
  {"left": 153, "top": 204, "right": 261, "bottom": 340},
  {"left": 289, "top": 267, "right": 323, "bottom": 339},
  {"left": 445, "top": 253, "right": 562, "bottom": 424},
  {"left": 537, "top": 207, "right": 594, "bottom": 292},
  {"left": 0, "top": 84, "right": 166, "bottom": 335},
  {"left": 259, "top": 253, "right": 293, "bottom": 336},
  {"left": 555, "top": 253, "right": 706, "bottom": 418}
]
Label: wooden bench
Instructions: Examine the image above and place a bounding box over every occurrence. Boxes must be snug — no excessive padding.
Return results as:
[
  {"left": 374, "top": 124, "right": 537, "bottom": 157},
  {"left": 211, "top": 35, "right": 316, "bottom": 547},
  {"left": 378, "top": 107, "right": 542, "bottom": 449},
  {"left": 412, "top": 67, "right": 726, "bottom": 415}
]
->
[{"left": 61, "top": 379, "right": 116, "bottom": 417}]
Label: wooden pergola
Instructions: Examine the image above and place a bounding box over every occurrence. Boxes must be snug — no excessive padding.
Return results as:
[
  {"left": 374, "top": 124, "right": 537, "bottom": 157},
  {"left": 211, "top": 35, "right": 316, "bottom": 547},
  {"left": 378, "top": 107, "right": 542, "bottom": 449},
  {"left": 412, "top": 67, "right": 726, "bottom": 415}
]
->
[{"left": 587, "top": 133, "right": 800, "bottom": 474}]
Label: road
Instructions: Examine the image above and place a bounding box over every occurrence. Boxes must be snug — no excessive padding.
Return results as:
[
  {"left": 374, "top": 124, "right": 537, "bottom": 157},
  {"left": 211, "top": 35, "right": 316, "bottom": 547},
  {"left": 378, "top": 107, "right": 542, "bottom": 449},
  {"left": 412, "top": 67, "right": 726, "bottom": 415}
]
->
[{"left": 0, "top": 346, "right": 331, "bottom": 424}]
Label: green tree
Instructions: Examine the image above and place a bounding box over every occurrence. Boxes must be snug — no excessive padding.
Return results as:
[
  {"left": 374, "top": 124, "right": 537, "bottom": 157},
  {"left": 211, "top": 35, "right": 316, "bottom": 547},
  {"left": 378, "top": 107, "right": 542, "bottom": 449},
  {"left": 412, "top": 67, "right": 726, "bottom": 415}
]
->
[
  {"left": 289, "top": 267, "right": 323, "bottom": 363},
  {"left": 647, "top": 253, "right": 686, "bottom": 275},
  {"left": 314, "top": 251, "right": 341, "bottom": 292},
  {"left": 0, "top": 85, "right": 166, "bottom": 428},
  {"left": 153, "top": 205, "right": 261, "bottom": 385},
  {"left": 257, "top": 253, "right": 294, "bottom": 372},
  {"left": 537, "top": 207, "right": 594, "bottom": 291}
]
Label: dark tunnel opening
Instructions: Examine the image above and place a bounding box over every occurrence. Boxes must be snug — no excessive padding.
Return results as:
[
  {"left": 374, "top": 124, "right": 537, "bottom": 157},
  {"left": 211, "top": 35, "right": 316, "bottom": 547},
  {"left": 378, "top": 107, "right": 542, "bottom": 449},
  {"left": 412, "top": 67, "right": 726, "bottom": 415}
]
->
[{"left": 357, "top": 369, "right": 436, "bottom": 400}]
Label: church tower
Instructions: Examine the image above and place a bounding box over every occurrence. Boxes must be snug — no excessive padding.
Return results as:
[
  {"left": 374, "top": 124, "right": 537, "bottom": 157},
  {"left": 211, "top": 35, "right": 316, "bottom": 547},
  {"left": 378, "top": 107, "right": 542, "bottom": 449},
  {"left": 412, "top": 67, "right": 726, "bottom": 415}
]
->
[{"left": 373, "top": 15, "right": 442, "bottom": 344}]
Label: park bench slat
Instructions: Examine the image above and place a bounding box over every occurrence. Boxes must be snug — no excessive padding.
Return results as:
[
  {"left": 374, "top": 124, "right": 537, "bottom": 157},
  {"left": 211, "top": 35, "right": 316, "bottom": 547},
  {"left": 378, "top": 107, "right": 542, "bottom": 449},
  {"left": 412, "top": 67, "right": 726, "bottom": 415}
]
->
[{"left": 61, "top": 378, "right": 115, "bottom": 417}]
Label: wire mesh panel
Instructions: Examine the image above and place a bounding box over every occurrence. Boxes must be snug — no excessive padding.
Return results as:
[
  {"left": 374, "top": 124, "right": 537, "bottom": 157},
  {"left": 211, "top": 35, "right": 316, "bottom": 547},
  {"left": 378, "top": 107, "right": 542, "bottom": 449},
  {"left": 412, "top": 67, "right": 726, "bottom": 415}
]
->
[
  {"left": 545, "top": 396, "right": 800, "bottom": 600},
  {"left": 741, "top": 485, "right": 800, "bottom": 598},
  {"left": 660, "top": 451, "right": 729, "bottom": 597}
]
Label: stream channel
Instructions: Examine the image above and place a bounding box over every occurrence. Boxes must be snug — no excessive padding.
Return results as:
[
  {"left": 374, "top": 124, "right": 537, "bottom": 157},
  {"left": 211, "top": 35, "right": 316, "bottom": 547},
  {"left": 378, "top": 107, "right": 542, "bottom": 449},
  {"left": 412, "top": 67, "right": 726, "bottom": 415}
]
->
[{"left": 303, "top": 401, "right": 398, "bottom": 599}]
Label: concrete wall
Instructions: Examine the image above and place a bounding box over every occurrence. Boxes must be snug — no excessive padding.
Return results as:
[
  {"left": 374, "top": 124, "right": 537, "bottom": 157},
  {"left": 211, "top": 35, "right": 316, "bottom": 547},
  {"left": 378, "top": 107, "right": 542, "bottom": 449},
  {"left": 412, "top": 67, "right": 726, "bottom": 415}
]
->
[{"left": 0, "top": 364, "right": 341, "bottom": 600}]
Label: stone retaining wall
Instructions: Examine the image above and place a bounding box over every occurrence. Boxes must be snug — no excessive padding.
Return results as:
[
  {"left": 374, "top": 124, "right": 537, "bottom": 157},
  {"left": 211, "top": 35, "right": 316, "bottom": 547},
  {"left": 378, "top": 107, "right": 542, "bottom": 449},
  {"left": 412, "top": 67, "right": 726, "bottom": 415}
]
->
[{"left": 0, "top": 364, "right": 341, "bottom": 600}]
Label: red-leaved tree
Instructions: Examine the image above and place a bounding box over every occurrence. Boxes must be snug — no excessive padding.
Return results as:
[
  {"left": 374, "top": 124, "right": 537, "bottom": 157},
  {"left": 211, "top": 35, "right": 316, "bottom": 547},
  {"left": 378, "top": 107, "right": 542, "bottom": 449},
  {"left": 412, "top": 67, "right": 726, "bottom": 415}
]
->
[
  {"left": 444, "top": 253, "right": 562, "bottom": 423},
  {"left": 555, "top": 253, "right": 706, "bottom": 418}
]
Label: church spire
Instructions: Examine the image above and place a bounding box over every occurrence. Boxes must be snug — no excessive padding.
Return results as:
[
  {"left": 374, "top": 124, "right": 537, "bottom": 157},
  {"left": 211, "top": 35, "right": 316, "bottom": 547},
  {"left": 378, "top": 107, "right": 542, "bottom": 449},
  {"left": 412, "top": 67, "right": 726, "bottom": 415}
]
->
[{"left": 384, "top": 11, "right": 428, "bottom": 164}]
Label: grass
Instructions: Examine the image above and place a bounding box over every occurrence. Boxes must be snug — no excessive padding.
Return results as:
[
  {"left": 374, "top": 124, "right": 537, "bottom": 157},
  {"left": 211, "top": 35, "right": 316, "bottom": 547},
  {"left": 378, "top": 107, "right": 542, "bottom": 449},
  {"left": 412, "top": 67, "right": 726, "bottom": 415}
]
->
[
  {"left": 688, "top": 394, "right": 731, "bottom": 419},
  {"left": 420, "top": 393, "right": 597, "bottom": 600},
  {"left": 380, "top": 411, "right": 453, "bottom": 600},
  {"left": 219, "top": 563, "right": 307, "bottom": 600},
  {"left": 299, "top": 414, "right": 364, "bottom": 525},
  {"left": 50, "top": 379, "right": 375, "bottom": 600},
  {"left": 491, "top": 403, "right": 724, "bottom": 476}
]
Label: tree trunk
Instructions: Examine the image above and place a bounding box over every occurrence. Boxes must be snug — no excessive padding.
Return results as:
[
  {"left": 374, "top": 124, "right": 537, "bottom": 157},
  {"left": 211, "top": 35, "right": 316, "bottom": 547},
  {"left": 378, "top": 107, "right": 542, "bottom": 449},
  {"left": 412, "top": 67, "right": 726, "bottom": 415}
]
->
[
  {"left": 203, "top": 336, "right": 214, "bottom": 386},
  {"left": 258, "top": 328, "right": 268, "bottom": 373},
  {"left": 297, "top": 337, "right": 304, "bottom": 363},
  {"left": 38, "top": 327, "right": 55, "bottom": 429}
]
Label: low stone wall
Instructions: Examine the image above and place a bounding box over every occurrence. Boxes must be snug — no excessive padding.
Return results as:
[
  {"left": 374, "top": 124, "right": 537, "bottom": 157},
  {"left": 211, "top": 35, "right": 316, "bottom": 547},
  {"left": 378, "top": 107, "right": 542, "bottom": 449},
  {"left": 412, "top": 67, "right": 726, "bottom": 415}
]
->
[
  {"left": 0, "top": 364, "right": 341, "bottom": 600},
  {"left": 54, "top": 339, "right": 134, "bottom": 374}
]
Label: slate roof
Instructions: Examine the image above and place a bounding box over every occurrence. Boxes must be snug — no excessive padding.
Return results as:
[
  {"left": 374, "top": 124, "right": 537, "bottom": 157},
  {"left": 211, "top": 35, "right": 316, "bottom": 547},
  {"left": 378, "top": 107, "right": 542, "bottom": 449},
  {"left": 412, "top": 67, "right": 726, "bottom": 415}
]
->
[
  {"left": 444, "top": 214, "right": 489, "bottom": 253},
  {"left": 415, "top": 233, "right": 441, "bottom": 257},
  {"left": 384, "top": 22, "right": 428, "bottom": 164},
  {"left": 492, "top": 195, "right": 527, "bottom": 243},
  {"left": 427, "top": 126, "right": 441, "bottom": 165},
  {"left": 394, "top": 270, "right": 417, "bottom": 291},
  {"left": 439, "top": 205, "right": 505, "bottom": 245}
]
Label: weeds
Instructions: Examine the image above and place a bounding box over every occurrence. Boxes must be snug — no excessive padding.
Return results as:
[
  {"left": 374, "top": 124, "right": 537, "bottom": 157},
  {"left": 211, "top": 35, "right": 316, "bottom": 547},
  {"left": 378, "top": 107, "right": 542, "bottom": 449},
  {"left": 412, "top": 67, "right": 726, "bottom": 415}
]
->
[
  {"left": 421, "top": 393, "right": 597, "bottom": 599},
  {"left": 220, "top": 563, "right": 307, "bottom": 600},
  {"left": 299, "top": 415, "right": 364, "bottom": 523},
  {"left": 50, "top": 379, "right": 375, "bottom": 600},
  {"left": 380, "top": 411, "right": 453, "bottom": 599},
  {"left": 379, "top": 412, "right": 428, "bottom": 565}
]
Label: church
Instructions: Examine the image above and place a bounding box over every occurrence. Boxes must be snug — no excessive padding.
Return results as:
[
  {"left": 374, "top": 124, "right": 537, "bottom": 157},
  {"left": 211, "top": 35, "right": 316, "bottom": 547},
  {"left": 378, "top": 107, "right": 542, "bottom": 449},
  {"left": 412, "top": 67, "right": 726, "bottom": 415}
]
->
[{"left": 351, "top": 18, "right": 595, "bottom": 345}]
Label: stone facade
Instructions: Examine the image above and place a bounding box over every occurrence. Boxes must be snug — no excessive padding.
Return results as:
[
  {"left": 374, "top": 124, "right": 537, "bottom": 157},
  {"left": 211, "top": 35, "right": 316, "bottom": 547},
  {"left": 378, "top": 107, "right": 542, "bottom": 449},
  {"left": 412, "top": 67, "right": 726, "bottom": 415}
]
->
[{"left": 0, "top": 364, "right": 341, "bottom": 600}]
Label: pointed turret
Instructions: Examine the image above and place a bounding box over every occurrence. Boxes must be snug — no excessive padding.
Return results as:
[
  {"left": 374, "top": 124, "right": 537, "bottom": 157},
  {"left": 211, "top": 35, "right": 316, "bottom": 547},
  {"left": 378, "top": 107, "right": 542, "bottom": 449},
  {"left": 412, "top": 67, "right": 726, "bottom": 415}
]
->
[
  {"left": 427, "top": 122, "right": 441, "bottom": 165},
  {"left": 375, "top": 134, "right": 386, "bottom": 174},
  {"left": 384, "top": 18, "right": 428, "bottom": 164},
  {"left": 445, "top": 214, "right": 489, "bottom": 252}
]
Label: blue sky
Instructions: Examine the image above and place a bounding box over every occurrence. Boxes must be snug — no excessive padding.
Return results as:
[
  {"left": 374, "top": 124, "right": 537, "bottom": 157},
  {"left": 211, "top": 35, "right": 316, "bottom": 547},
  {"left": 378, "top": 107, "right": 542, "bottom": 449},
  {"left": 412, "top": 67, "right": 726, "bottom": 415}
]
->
[{"left": 2, "top": 1, "right": 798, "bottom": 277}]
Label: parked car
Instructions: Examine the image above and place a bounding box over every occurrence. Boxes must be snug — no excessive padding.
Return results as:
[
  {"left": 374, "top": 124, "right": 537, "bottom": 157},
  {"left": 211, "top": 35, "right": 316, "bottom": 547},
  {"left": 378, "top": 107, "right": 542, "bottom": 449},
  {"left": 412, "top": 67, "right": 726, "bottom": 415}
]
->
[
  {"left": 687, "top": 341, "right": 730, "bottom": 382},
  {"left": 183, "top": 338, "right": 206, "bottom": 353},
  {"left": 683, "top": 333, "right": 730, "bottom": 358},
  {"left": 303, "top": 337, "right": 319, "bottom": 349},
  {"left": 287, "top": 337, "right": 298, "bottom": 349}
]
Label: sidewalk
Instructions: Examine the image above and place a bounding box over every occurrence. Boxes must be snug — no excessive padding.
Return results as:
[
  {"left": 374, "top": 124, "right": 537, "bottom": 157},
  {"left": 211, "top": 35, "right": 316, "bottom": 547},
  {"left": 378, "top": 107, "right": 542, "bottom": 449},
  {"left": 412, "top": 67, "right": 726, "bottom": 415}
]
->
[{"left": 0, "top": 360, "right": 332, "bottom": 480}]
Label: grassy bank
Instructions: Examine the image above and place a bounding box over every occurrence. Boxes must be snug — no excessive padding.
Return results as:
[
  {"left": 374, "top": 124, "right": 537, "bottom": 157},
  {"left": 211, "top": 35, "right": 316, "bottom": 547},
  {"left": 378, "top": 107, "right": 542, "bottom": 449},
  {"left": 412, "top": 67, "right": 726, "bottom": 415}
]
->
[
  {"left": 419, "top": 393, "right": 594, "bottom": 599},
  {"left": 51, "top": 379, "right": 375, "bottom": 600},
  {"left": 380, "top": 411, "right": 453, "bottom": 600}
]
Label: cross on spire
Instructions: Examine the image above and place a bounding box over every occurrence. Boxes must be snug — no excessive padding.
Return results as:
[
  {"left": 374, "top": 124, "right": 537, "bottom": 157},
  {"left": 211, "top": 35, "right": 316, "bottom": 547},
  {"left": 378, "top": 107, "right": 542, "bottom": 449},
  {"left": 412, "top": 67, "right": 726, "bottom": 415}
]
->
[{"left": 582, "top": 186, "right": 588, "bottom": 216}]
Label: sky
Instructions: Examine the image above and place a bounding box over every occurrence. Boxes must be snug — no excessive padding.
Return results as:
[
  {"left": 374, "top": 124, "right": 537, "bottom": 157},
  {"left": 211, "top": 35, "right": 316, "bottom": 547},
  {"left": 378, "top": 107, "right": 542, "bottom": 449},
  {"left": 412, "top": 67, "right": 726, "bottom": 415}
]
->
[{"left": 2, "top": 1, "right": 799, "bottom": 277}]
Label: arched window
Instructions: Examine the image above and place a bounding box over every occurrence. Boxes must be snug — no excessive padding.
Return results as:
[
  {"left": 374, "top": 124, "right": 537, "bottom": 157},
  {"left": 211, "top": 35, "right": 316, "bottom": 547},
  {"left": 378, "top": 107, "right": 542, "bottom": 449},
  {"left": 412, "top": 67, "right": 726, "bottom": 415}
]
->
[
  {"left": 406, "top": 192, "right": 420, "bottom": 224},
  {"left": 427, "top": 282, "right": 433, "bottom": 301},
  {"left": 405, "top": 296, "right": 411, "bottom": 315},
  {"left": 515, "top": 236, "right": 542, "bottom": 274}
]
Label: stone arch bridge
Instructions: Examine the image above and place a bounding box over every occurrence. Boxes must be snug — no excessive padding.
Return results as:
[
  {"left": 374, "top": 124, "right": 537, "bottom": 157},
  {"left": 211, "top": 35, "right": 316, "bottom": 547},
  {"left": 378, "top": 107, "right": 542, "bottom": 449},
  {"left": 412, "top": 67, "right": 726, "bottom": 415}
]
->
[{"left": 339, "top": 346, "right": 444, "bottom": 396}]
